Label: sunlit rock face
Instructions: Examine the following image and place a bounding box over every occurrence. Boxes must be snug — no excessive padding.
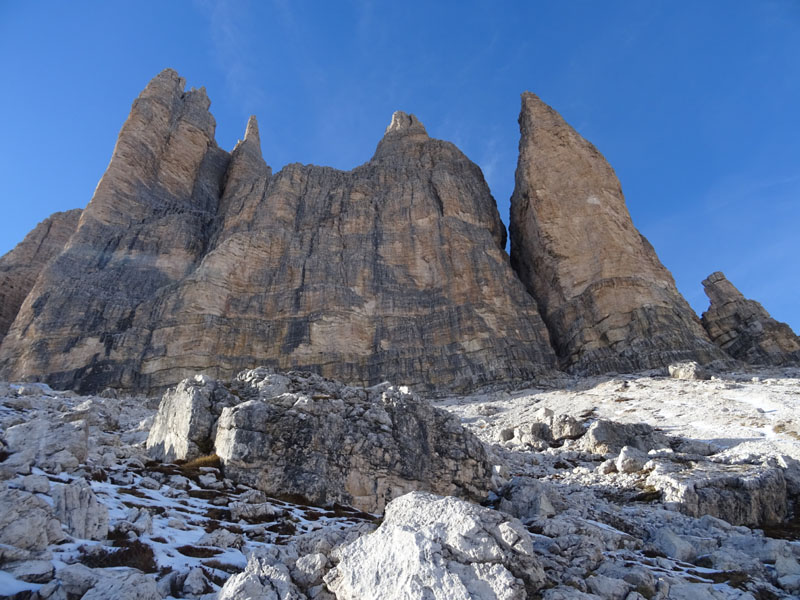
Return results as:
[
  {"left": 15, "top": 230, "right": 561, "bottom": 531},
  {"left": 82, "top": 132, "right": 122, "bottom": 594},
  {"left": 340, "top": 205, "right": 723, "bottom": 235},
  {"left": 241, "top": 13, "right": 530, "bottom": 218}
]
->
[
  {"left": 0, "top": 208, "right": 82, "bottom": 345},
  {"left": 0, "top": 70, "right": 555, "bottom": 394},
  {"left": 509, "top": 91, "right": 726, "bottom": 375},
  {"left": 701, "top": 271, "right": 800, "bottom": 366}
]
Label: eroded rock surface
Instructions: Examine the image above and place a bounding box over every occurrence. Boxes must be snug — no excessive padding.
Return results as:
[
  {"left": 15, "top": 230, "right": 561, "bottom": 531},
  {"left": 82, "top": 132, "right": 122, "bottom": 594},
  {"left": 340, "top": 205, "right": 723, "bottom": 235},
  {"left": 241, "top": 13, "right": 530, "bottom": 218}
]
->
[
  {"left": 0, "top": 70, "right": 555, "bottom": 395},
  {"left": 325, "top": 492, "right": 546, "bottom": 600},
  {"left": 509, "top": 92, "right": 725, "bottom": 375},
  {"left": 702, "top": 271, "right": 800, "bottom": 366},
  {"left": 0, "top": 208, "right": 81, "bottom": 346},
  {"left": 214, "top": 370, "right": 494, "bottom": 512},
  {"left": 146, "top": 374, "right": 236, "bottom": 461}
]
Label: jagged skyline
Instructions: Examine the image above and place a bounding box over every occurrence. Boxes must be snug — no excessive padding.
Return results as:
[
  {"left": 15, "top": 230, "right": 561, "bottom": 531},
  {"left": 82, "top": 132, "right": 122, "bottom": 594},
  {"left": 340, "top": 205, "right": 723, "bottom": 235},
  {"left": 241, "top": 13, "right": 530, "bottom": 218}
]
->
[{"left": 1, "top": 1, "right": 798, "bottom": 330}]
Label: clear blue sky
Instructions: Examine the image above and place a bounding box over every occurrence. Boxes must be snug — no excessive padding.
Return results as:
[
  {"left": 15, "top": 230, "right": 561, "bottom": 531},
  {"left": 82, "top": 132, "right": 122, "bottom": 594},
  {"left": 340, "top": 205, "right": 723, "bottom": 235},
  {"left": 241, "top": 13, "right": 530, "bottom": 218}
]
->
[{"left": 1, "top": 1, "right": 798, "bottom": 331}]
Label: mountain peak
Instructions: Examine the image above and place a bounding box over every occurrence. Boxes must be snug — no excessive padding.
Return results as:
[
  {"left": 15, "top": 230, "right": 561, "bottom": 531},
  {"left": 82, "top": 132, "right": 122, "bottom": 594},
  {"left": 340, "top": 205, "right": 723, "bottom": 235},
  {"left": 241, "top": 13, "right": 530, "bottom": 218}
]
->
[{"left": 384, "top": 111, "right": 427, "bottom": 137}]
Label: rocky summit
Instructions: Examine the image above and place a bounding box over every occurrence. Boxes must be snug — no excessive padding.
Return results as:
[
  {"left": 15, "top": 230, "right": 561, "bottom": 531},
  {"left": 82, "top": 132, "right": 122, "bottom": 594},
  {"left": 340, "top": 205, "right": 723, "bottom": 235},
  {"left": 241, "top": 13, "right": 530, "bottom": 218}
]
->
[
  {"left": 509, "top": 92, "right": 727, "bottom": 375},
  {"left": 1, "top": 69, "right": 800, "bottom": 599},
  {"left": 0, "top": 69, "right": 554, "bottom": 395},
  {"left": 702, "top": 271, "right": 800, "bottom": 366}
]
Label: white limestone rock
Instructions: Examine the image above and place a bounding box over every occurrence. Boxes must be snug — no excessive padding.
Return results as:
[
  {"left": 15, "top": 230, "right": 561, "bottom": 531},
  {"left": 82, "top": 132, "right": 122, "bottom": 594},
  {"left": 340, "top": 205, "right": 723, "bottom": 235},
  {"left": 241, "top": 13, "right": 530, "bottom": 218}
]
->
[
  {"left": 82, "top": 571, "right": 160, "bottom": 600},
  {"left": 615, "top": 445, "right": 649, "bottom": 473},
  {"left": 217, "top": 548, "right": 306, "bottom": 600},
  {"left": 146, "top": 374, "right": 237, "bottom": 462},
  {"left": 4, "top": 417, "right": 88, "bottom": 473},
  {"left": 52, "top": 478, "right": 109, "bottom": 540},
  {"left": 0, "top": 488, "right": 64, "bottom": 552},
  {"left": 325, "top": 491, "right": 546, "bottom": 600},
  {"left": 669, "top": 361, "right": 711, "bottom": 380}
]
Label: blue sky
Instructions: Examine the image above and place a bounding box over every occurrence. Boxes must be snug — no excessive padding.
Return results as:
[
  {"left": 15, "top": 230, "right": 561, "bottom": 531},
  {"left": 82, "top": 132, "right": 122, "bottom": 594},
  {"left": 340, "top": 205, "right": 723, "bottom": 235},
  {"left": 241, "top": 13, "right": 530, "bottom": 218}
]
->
[{"left": 1, "top": 1, "right": 798, "bottom": 331}]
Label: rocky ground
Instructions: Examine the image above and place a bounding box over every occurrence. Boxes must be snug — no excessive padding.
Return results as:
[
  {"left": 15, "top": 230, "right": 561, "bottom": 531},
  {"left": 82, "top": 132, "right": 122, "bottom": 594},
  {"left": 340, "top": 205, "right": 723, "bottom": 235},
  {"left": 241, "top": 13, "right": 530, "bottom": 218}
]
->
[{"left": 1, "top": 365, "right": 799, "bottom": 599}]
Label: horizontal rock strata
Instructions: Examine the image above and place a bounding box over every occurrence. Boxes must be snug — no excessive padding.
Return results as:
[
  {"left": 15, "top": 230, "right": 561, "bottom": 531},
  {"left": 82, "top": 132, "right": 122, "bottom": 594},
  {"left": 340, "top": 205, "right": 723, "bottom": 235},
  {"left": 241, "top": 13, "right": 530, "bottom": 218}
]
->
[
  {"left": 702, "top": 271, "right": 800, "bottom": 365},
  {"left": 0, "top": 69, "right": 555, "bottom": 394},
  {"left": 0, "top": 209, "right": 81, "bottom": 345},
  {"left": 509, "top": 92, "right": 726, "bottom": 374}
]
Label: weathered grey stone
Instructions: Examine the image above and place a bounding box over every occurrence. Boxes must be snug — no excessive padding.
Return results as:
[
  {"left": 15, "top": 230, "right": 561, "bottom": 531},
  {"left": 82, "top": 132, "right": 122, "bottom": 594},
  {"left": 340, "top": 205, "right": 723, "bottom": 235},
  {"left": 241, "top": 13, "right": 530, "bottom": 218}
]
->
[
  {"left": 325, "top": 491, "right": 546, "bottom": 600},
  {"left": 615, "top": 445, "right": 649, "bottom": 473},
  {"left": 668, "top": 361, "right": 710, "bottom": 380},
  {"left": 146, "top": 374, "right": 236, "bottom": 461},
  {"left": 215, "top": 372, "right": 494, "bottom": 512},
  {"left": 52, "top": 478, "right": 108, "bottom": 540},
  {"left": 646, "top": 462, "right": 787, "bottom": 526},
  {"left": 702, "top": 271, "right": 800, "bottom": 366},
  {"left": 217, "top": 548, "right": 306, "bottom": 600},
  {"left": 4, "top": 559, "right": 55, "bottom": 583},
  {"left": 497, "top": 476, "right": 564, "bottom": 520},
  {"left": 509, "top": 92, "right": 726, "bottom": 375},
  {"left": 0, "top": 71, "right": 556, "bottom": 396},
  {"left": 0, "top": 488, "right": 64, "bottom": 552},
  {"left": 0, "top": 209, "right": 81, "bottom": 346},
  {"left": 82, "top": 571, "right": 160, "bottom": 600},
  {"left": 579, "top": 420, "right": 669, "bottom": 456},
  {"left": 4, "top": 417, "right": 87, "bottom": 473}
]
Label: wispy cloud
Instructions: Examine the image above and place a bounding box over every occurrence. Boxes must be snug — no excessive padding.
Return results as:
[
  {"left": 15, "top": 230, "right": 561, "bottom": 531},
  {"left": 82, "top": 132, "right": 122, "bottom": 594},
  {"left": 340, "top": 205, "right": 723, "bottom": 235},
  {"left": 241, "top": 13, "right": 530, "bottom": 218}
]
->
[{"left": 194, "top": 0, "right": 266, "bottom": 116}]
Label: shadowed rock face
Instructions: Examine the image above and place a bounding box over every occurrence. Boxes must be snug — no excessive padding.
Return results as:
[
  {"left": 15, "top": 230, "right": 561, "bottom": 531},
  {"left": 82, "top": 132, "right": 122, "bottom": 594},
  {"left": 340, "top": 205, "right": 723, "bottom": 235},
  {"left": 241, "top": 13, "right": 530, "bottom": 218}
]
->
[
  {"left": 509, "top": 92, "right": 726, "bottom": 374},
  {"left": 0, "top": 209, "right": 82, "bottom": 345},
  {"left": 701, "top": 271, "right": 800, "bottom": 365},
  {"left": 0, "top": 70, "right": 555, "bottom": 394}
]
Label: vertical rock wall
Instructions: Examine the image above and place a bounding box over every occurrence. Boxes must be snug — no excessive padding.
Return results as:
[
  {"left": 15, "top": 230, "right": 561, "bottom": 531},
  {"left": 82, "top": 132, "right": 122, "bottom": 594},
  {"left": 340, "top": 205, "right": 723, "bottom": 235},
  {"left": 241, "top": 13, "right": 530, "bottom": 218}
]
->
[
  {"left": 509, "top": 92, "right": 726, "bottom": 374},
  {"left": 0, "top": 71, "right": 556, "bottom": 394},
  {"left": 0, "top": 209, "right": 82, "bottom": 345}
]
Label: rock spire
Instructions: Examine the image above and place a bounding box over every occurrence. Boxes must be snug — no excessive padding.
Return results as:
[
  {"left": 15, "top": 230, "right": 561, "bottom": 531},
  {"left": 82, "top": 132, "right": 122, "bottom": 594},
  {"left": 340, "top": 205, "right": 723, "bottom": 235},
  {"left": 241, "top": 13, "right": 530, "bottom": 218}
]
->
[
  {"left": 0, "top": 72, "right": 556, "bottom": 394},
  {"left": 509, "top": 92, "right": 726, "bottom": 374},
  {"left": 701, "top": 271, "right": 800, "bottom": 365}
]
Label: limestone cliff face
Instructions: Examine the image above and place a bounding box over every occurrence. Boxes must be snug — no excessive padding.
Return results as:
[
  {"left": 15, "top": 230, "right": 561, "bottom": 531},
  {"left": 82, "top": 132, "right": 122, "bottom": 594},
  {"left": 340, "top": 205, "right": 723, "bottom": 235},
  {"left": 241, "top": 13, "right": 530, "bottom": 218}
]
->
[
  {"left": 0, "top": 70, "right": 555, "bottom": 393},
  {"left": 509, "top": 92, "right": 726, "bottom": 374},
  {"left": 701, "top": 272, "right": 800, "bottom": 366},
  {"left": 0, "top": 209, "right": 82, "bottom": 345}
]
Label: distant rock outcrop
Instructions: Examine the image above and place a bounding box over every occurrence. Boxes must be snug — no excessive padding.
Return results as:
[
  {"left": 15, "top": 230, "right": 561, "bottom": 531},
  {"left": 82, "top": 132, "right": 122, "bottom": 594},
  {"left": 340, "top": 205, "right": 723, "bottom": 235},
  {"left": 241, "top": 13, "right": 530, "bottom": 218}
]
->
[
  {"left": 0, "top": 209, "right": 81, "bottom": 345},
  {"left": 0, "top": 69, "right": 555, "bottom": 394},
  {"left": 701, "top": 271, "right": 800, "bottom": 365},
  {"left": 509, "top": 92, "right": 726, "bottom": 374}
]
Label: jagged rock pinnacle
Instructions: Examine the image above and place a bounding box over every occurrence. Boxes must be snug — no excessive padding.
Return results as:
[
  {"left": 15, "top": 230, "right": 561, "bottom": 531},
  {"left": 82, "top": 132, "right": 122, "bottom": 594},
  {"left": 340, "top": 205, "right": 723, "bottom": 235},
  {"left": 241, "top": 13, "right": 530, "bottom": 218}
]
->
[
  {"left": 701, "top": 271, "right": 800, "bottom": 365},
  {"left": 510, "top": 91, "right": 725, "bottom": 374},
  {"left": 244, "top": 115, "right": 260, "bottom": 145},
  {"left": 384, "top": 111, "right": 427, "bottom": 136}
]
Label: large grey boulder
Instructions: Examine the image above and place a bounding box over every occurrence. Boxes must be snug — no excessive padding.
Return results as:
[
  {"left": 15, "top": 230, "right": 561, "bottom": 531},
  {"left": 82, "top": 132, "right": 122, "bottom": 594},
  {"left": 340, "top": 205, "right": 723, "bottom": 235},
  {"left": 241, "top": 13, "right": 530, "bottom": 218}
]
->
[
  {"left": 217, "top": 549, "right": 306, "bottom": 600},
  {"left": 0, "top": 488, "right": 64, "bottom": 553},
  {"left": 215, "top": 373, "right": 494, "bottom": 512},
  {"left": 579, "top": 419, "right": 670, "bottom": 456},
  {"left": 4, "top": 417, "right": 88, "bottom": 473},
  {"left": 646, "top": 462, "right": 787, "bottom": 527},
  {"left": 81, "top": 571, "right": 160, "bottom": 600},
  {"left": 325, "top": 492, "right": 546, "bottom": 600},
  {"left": 52, "top": 478, "right": 108, "bottom": 540},
  {"left": 146, "top": 374, "right": 237, "bottom": 461}
]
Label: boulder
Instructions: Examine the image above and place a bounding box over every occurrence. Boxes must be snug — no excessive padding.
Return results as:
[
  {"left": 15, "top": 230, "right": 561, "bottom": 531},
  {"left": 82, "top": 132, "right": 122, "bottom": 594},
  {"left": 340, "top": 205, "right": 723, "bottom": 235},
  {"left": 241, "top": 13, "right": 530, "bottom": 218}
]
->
[
  {"left": 217, "top": 548, "right": 306, "bottom": 600},
  {"left": 52, "top": 478, "right": 109, "bottom": 540},
  {"left": 646, "top": 462, "right": 787, "bottom": 526},
  {"left": 215, "top": 375, "right": 494, "bottom": 512},
  {"left": 509, "top": 91, "right": 725, "bottom": 375},
  {"left": 497, "top": 476, "right": 564, "bottom": 520},
  {"left": 4, "top": 417, "right": 88, "bottom": 473},
  {"left": 325, "top": 491, "right": 546, "bottom": 599},
  {"left": 81, "top": 571, "right": 160, "bottom": 600},
  {"left": 579, "top": 420, "right": 670, "bottom": 456},
  {"left": 0, "top": 488, "right": 64, "bottom": 552},
  {"left": 615, "top": 446, "right": 649, "bottom": 473},
  {"left": 701, "top": 271, "right": 800, "bottom": 365},
  {"left": 668, "top": 361, "right": 710, "bottom": 380},
  {"left": 146, "top": 374, "right": 237, "bottom": 461}
]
